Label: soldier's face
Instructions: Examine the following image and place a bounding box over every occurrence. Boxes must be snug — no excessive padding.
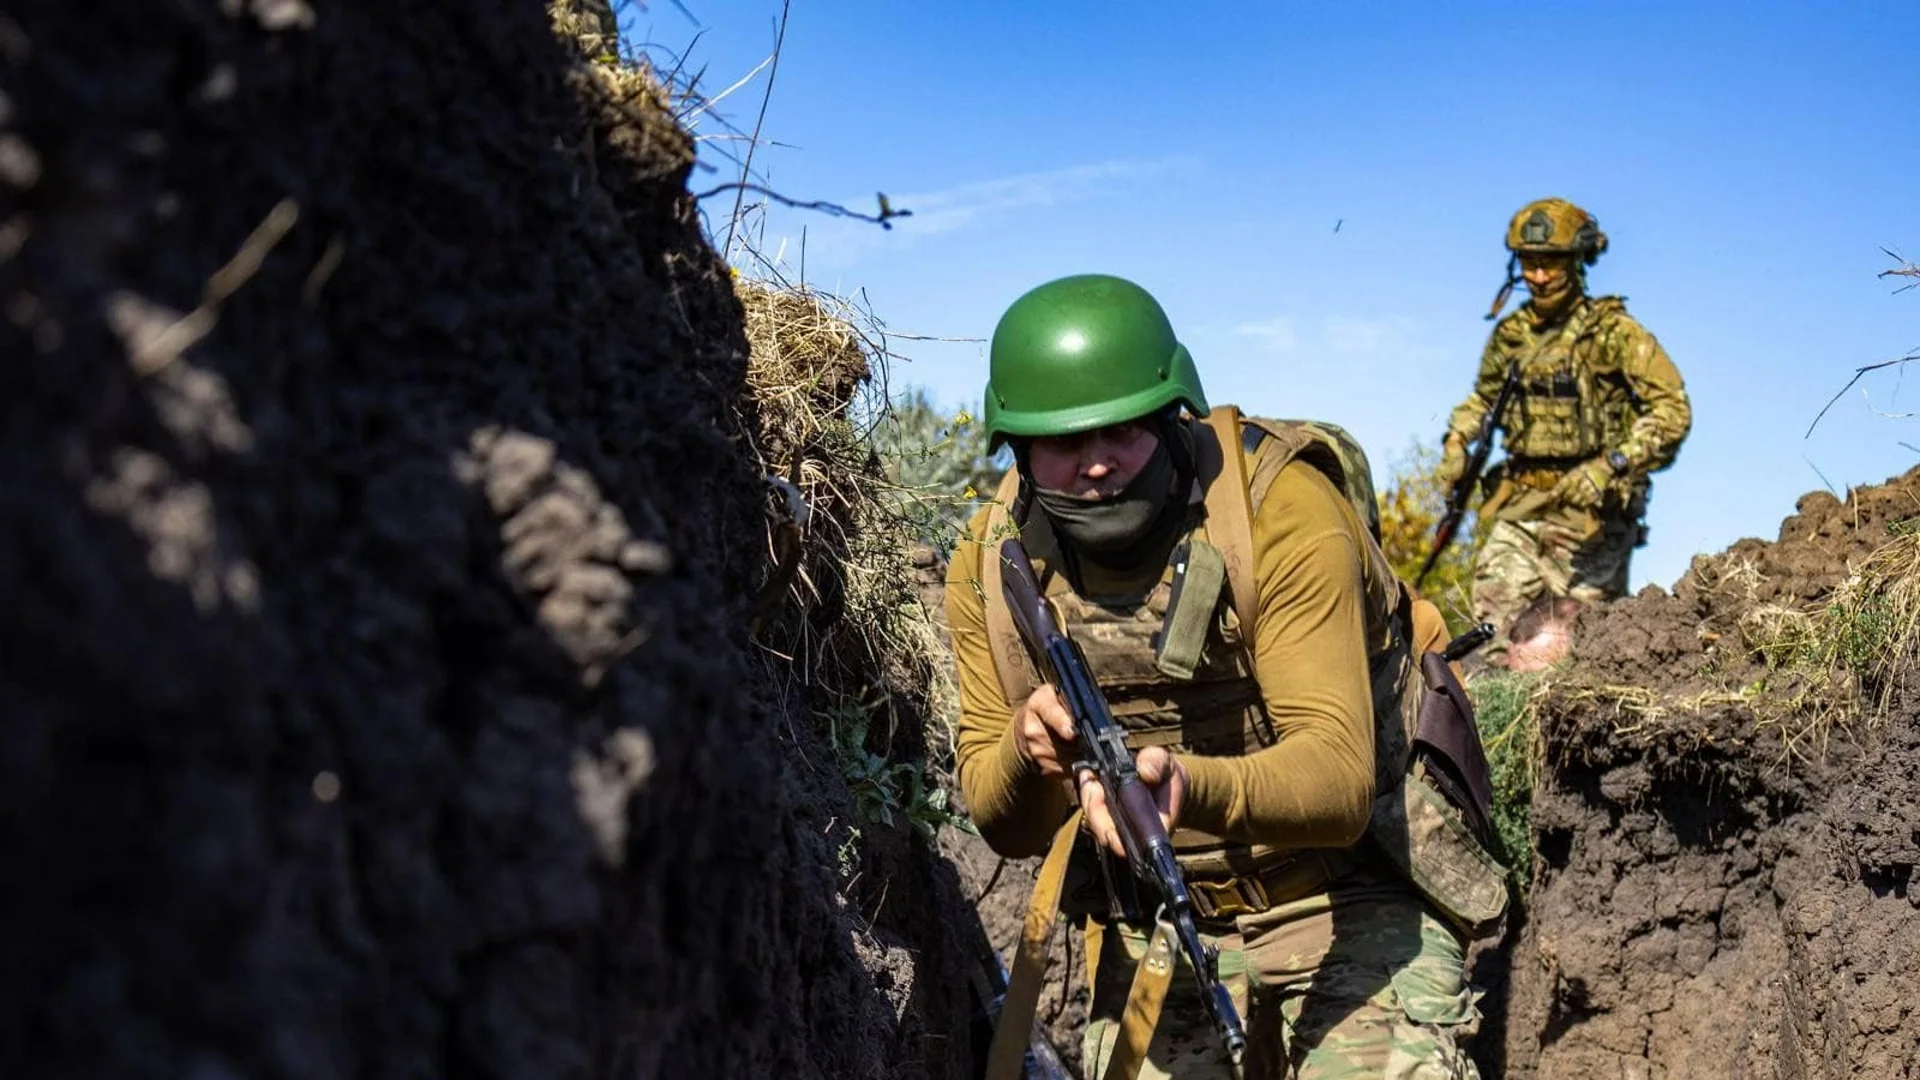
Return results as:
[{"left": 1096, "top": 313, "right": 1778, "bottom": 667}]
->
[
  {"left": 1519, "top": 254, "right": 1575, "bottom": 297},
  {"left": 1027, "top": 420, "right": 1160, "bottom": 498}
]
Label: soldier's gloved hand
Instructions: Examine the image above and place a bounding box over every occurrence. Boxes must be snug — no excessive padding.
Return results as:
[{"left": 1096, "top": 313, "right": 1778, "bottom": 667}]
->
[
  {"left": 1075, "top": 747, "right": 1188, "bottom": 859},
  {"left": 1438, "top": 435, "right": 1469, "bottom": 489},
  {"left": 1014, "top": 684, "right": 1078, "bottom": 778},
  {"left": 1552, "top": 456, "right": 1614, "bottom": 510}
]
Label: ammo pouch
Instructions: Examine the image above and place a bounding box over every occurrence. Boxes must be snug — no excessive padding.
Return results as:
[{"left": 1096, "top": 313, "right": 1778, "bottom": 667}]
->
[{"left": 1370, "top": 651, "right": 1511, "bottom": 936}]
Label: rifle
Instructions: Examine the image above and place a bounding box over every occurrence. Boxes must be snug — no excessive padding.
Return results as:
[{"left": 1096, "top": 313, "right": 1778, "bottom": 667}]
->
[
  {"left": 1417, "top": 359, "right": 1521, "bottom": 589},
  {"left": 998, "top": 538, "right": 1247, "bottom": 1067}
]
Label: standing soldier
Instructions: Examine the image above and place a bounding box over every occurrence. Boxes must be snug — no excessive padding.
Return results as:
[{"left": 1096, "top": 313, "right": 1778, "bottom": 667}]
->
[
  {"left": 951, "top": 274, "right": 1507, "bottom": 1079},
  {"left": 1440, "top": 198, "right": 1692, "bottom": 655}
]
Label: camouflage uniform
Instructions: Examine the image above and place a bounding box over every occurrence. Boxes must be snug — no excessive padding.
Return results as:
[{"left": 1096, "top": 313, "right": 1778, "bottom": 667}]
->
[
  {"left": 1445, "top": 201, "right": 1691, "bottom": 646},
  {"left": 1082, "top": 877, "right": 1480, "bottom": 1079}
]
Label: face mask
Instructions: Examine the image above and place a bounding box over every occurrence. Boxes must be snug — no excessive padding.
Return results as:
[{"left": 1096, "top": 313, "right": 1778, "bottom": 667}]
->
[
  {"left": 1525, "top": 264, "right": 1581, "bottom": 322},
  {"left": 1032, "top": 440, "right": 1177, "bottom": 555}
]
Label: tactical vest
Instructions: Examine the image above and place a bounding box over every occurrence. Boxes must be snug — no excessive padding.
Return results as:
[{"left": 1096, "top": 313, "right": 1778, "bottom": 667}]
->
[
  {"left": 977, "top": 409, "right": 1509, "bottom": 931},
  {"left": 1499, "top": 296, "right": 1643, "bottom": 464}
]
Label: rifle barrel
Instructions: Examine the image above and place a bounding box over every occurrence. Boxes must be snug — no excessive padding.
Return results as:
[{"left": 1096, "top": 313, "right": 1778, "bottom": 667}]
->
[{"left": 1421, "top": 359, "right": 1521, "bottom": 585}]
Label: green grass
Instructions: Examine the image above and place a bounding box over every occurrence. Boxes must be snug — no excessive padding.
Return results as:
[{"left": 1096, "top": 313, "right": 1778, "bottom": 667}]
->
[
  {"left": 820, "top": 703, "right": 972, "bottom": 843},
  {"left": 1469, "top": 671, "right": 1543, "bottom": 892}
]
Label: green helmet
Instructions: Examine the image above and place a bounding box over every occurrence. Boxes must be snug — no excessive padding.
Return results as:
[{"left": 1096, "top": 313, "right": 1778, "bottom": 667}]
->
[{"left": 982, "top": 274, "right": 1208, "bottom": 451}]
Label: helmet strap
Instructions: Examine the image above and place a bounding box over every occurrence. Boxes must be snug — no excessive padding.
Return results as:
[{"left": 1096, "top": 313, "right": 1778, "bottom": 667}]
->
[{"left": 1485, "top": 254, "right": 1520, "bottom": 321}]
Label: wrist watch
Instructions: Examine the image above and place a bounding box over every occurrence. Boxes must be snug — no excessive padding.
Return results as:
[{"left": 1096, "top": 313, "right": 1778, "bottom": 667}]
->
[{"left": 1607, "top": 450, "right": 1631, "bottom": 476}]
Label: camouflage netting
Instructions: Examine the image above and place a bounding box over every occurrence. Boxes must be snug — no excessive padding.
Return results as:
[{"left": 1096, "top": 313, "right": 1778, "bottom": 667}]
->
[
  {"left": 1492, "top": 465, "right": 1920, "bottom": 1078},
  {"left": 0, "top": 2, "right": 980, "bottom": 1077}
]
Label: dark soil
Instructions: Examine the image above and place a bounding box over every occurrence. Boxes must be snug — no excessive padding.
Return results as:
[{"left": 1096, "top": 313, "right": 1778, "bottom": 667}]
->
[
  {"left": 0, "top": 3, "right": 976, "bottom": 1078},
  {"left": 1496, "top": 465, "right": 1920, "bottom": 1078},
  {"left": 938, "top": 828, "right": 1091, "bottom": 1074}
]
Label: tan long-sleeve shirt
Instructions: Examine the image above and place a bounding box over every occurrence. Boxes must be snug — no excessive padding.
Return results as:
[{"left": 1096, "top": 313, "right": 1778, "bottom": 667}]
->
[{"left": 948, "top": 461, "right": 1381, "bottom": 860}]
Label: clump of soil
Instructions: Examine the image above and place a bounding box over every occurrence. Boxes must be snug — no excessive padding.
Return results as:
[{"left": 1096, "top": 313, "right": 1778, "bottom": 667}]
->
[
  {"left": 0, "top": 3, "right": 977, "bottom": 1078},
  {"left": 1497, "top": 465, "right": 1920, "bottom": 1078}
]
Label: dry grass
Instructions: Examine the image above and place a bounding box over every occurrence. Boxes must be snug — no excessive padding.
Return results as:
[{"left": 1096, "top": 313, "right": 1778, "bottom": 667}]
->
[
  {"left": 740, "top": 281, "right": 872, "bottom": 466},
  {"left": 1555, "top": 532, "right": 1920, "bottom": 768},
  {"left": 733, "top": 277, "right": 963, "bottom": 815},
  {"left": 1730, "top": 531, "right": 1920, "bottom": 735},
  {"left": 1816, "top": 531, "right": 1920, "bottom": 714}
]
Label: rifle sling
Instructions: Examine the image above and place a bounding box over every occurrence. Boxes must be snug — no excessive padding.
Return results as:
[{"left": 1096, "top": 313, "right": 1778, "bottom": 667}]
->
[
  {"left": 1099, "top": 918, "right": 1180, "bottom": 1080},
  {"left": 983, "top": 809, "right": 1083, "bottom": 1080},
  {"left": 1196, "top": 406, "right": 1261, "bottom": 643}
]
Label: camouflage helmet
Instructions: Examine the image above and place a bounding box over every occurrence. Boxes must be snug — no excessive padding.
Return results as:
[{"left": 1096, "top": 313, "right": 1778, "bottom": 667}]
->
[
  {"left": 1504, "top": 198, "right": 1608, "bottom": 265},
  {"left": 982, "top": 274, "right": 1208, "bottom": 452}
]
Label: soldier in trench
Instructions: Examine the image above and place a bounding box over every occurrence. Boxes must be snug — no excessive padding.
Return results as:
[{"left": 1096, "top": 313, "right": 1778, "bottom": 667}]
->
[{"left": 949, "top": 274, "right": 1506, "bottom": 1078}]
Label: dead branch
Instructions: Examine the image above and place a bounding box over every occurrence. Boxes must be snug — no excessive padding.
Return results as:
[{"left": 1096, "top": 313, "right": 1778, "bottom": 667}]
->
[
  {"left": 694, "top": 184, "right": 912, "bottom": 230},
  {"left": 722, "top": 0, "right": 789, "bottom": 259},
  {"left": 1806, "top": 351, "right": 1920, "bottom": 438},
  {"left": 1879, "top": 247, "right": 1919, "bottom": 293}
]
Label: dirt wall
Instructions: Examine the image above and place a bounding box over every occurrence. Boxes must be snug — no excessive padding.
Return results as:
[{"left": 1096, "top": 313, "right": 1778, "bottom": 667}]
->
[
  {"left": 1498, "top": 467, "right": 1920, "bottom": 1078},
  {"left": 0, "top": 3, "right": 973, "bottom": 1077}
]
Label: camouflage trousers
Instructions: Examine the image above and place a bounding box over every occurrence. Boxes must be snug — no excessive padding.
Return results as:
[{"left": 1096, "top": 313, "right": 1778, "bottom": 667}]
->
[
  {"left": 1470, "top": 512, "right": 1637, "bottom": 651},
  {"left": 1080, "top": 879, "right": 1482, "bottom": 1079}
]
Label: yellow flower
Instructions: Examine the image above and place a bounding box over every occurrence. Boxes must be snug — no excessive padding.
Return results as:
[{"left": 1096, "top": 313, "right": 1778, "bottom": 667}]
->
[
  {"left": 963, "top": 485, "right": 978, "bottom": 500},
  {"left": 953, "top": 410, "right": 972, "bottom": 427}
]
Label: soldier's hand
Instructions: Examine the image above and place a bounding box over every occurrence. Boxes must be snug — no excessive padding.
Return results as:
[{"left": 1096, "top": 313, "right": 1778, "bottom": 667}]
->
[
  {"left": 1438, "top": 435, "right": 1469, "bottom": 488},
  {"left": 1015, "top": 684, "right": 1077, "bottom": 777},
  {"left": 1553, "top": 456, "right": 1612, "bottom": 510},
  {"left": 1076, "top": 747, "right": 1188, "bottom": 859}
]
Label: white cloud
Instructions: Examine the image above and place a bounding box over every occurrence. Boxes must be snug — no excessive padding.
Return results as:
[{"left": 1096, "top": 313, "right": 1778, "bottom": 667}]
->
[
  {"left": 889, "top": 157, "right": 1197, "bottom": 237},
  {"left": 1234, "top": 316, "right": 1299, "bottom": 353},
  {"left": 745, "top": 156, "right": 1200, "bottom": 271}
]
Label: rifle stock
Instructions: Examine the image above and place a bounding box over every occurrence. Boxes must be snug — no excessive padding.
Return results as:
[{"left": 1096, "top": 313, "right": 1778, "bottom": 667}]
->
[{"left": 998, "top": 539, "right": 1247, "bottom": 1066}]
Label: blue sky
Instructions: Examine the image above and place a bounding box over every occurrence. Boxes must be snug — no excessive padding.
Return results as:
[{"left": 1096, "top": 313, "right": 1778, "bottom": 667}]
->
[{"left": 626, "top": 1, "right": 1920, "bottom": 592}]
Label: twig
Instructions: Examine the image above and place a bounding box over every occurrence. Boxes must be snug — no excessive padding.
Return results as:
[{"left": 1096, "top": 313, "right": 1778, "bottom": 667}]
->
[
  {"left": 131, "top": 199, "right": 299, "bottom": 375},
  {"left": 1805, "top": 352, "right": 1920, "bottom": 437},
  {"left": 1862, "top": 386, "right": 1916, "bottom": 421},
  {"left": 1803, "top": 456, "right": 1839, "bottom": 497},
  {"left": 973, "top": 856, "right": 1007, "bottom": 905},
  {"left": 1878, "top": 247, "right": 1919, "bottom": 293},
  {"left": 684, "top": 50, "right": 774, "bottom": 124},
  {"left": 661, "top": 32, "right": 706, "bottom": 95},
  {"left": 302, "top": 234, "right": 345, "bottom": 306},
  {"left": 881, "top": 331, "right": 988, "bottom": 343},
  {"left": 722, "top": 0, "right": 790, "bottom": 260},
  {"left": 695, "top": 183, "right": 913, "bottom": 230}
]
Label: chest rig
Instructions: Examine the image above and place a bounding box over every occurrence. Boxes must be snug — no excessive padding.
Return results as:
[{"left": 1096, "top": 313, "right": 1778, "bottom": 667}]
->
[
  {"left": 978, "top": 407, "right": 1418, "bottom": 883},
  {"left": 1499, "top": 296, "right": 1641, "bottom": 465}
]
